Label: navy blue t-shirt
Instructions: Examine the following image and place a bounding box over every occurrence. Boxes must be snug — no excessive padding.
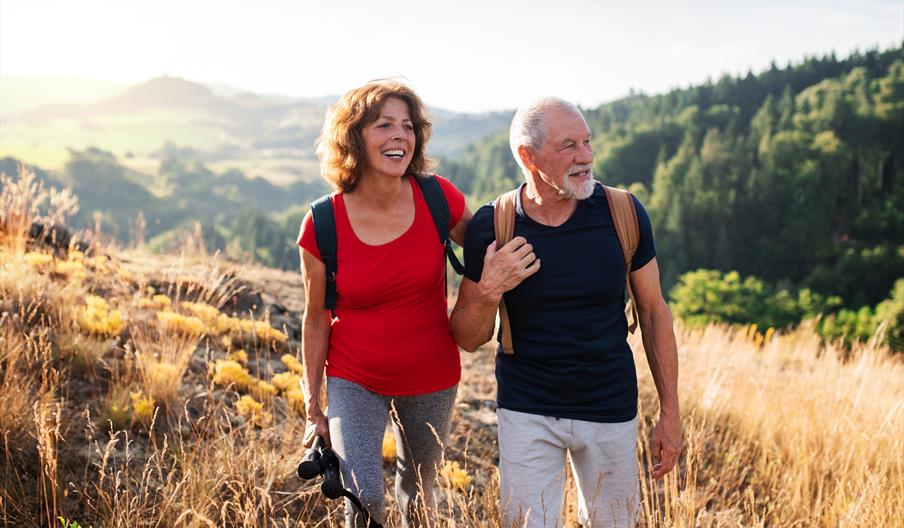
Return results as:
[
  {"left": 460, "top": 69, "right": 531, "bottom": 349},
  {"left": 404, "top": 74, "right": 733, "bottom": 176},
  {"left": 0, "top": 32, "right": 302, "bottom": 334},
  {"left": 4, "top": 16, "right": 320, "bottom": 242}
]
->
[{"left": 463, "top": 183, "right": 656, "bottom": 423}]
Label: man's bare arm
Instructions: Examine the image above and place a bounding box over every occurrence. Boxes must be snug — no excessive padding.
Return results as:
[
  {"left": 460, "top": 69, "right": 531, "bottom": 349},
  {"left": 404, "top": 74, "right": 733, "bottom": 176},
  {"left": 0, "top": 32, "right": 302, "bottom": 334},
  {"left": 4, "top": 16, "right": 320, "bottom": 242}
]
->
[
  {"left": 450, "top": 237, "right": 540, "bottom": 352},
  {"left": 630, "top": 257, "right": 682, "bottom": 479}
]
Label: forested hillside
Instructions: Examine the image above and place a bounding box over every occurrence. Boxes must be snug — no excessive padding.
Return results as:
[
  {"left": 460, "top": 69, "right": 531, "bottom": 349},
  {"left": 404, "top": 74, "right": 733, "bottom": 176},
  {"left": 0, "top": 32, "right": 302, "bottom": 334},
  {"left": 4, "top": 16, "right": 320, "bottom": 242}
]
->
[
  {"left": 442, "top": 47, "right": 904, "bottom": 312},
  {"left": 2, "top": 47, "right": 901, "bottom": 321},
  {"left": 0, "top": 150, "right": 325, "bottom": 269}
]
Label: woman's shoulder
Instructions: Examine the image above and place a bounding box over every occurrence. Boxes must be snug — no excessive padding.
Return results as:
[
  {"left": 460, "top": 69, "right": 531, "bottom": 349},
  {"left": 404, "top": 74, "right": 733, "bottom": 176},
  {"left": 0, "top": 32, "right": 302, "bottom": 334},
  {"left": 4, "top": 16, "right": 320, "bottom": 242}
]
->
[
  {"left": 415, "top": 173, "right": 466, "bottom": 224},
  {"left": 422, "top": 173, "right": 463, "bottom": 197}
]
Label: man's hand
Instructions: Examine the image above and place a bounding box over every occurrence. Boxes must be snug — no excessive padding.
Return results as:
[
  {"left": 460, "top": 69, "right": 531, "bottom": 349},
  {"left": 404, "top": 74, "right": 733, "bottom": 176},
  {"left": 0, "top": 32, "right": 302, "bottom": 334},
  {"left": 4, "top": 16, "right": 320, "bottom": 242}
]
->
[
  {"left": 650, "top": 412, "right": 682, "bottom": 479},
  {"left": 303, "top": 410, "right": 330, "bottom": 448},
  {"left": 478, "top": 237, "right": 540, "bottom": 301}
]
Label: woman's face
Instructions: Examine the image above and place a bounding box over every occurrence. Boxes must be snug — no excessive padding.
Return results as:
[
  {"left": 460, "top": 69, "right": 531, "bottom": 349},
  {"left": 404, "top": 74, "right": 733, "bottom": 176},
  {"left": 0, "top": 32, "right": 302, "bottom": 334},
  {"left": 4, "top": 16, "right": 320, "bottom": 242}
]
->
[{"left": 360, "top": 97, "right": 416, "bottom": 179}]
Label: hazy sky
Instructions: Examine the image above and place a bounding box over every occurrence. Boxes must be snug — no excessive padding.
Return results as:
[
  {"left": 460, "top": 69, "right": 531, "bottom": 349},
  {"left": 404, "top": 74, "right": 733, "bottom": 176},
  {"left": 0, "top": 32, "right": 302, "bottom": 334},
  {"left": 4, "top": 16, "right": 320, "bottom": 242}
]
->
[{"left": 1, "top": 0, "right": 901, "bottom": 112}]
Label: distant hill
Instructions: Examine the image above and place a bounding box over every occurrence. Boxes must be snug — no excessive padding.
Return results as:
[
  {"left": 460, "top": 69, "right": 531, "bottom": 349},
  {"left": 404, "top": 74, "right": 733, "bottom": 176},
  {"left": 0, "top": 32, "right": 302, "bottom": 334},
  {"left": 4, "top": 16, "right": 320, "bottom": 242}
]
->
[
  {"left": 0, "top": 76, "right": 128, "bottom": 115},
  {"left": 0, "top": 76, "right": 513, "bottom": 181}
]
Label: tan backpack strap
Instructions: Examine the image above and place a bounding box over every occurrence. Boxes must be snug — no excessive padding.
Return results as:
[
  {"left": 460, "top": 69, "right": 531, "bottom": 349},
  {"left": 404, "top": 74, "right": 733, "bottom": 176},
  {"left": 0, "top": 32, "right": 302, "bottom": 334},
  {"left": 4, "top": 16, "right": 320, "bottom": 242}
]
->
[
  {"left": 603, "top": 185, "right": 640, "bottom": 333},
  {"left": 493, "top": 189, "right": 519, "bottom": 354}
]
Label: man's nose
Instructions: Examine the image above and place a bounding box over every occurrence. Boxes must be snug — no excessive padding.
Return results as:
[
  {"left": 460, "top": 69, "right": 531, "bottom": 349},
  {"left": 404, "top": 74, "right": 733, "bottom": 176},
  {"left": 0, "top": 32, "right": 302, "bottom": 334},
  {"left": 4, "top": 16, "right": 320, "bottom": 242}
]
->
[{"left": 577, "top": 142, "right": 593, "bottom": 163}]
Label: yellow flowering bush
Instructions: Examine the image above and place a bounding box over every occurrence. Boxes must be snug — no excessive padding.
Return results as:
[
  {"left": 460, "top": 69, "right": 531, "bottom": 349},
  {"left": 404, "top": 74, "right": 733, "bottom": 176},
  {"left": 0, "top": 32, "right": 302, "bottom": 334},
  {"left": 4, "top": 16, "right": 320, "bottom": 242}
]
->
[
  {"left": 226, "top": 349, "right": 248, "bottom": 364},
  {"left": 382, "top": 431, "right": 397, "bottom": 462},
  {"left": 233, "top": 319, "right": 287, "bottom": 344},
  {"left": 440, "top": 461, "right": 472, "bottom": 490},
  {"left": 180, "top": 301, "right": 233, "bottom": 333},
  {"left": 130, "top": 391, "right": 156, "bottom": 425},
  {"left": 284, "top": 388, "right": 306, "bottom": 416},
  {"left": 235, "top": 395, "right": 272, "bottom": 428},
  {"left": 78, "top": 295, "right": 126, "bottom": 337},
  {"left": 281, "top": 354, "right": 304, "bottom": 375},
  {"left": 253, "top": 380, "right": 277, "bottom": 401},
  {"left": 271, "top": 371, "right": 301, "bottom": 393},
  {"left": 211, "top": 359, "right": 255, "bottom": 391},
  {"left": 156, "top": 310, "right": 205, "bottom": 336},
  {"left": 54, "top": 258, "right": 88, "bottom": 281},
  {"left": 138, "top": 294, "right": 173, "bottom": 310},
  {"left": 24, "top": 251, "right": 53, "bottom": 268}
]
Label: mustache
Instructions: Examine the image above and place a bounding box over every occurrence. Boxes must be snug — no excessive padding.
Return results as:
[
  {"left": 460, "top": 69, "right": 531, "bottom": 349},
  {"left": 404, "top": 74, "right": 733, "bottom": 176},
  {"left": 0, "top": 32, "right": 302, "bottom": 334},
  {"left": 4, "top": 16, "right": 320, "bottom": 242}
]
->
[{"left": 568, "top": 164, "right": 592, "bottom": 175}]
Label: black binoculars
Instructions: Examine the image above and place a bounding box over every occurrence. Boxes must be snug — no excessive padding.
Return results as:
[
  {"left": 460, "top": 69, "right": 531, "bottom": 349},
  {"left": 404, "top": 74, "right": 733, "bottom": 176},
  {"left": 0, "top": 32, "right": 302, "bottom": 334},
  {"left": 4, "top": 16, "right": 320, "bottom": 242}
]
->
[
  {"left": 297, "top": 435, "right": 383, "bottom": 528},
  {"left": 297, "top": 435, "right": 344, "bottom": 499}
]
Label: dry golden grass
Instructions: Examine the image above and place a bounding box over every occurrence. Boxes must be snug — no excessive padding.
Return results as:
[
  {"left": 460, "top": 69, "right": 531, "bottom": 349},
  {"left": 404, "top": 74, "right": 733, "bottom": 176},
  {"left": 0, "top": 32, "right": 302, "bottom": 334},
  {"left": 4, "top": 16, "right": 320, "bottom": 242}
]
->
[
  {"left": 3, "top": 253, "right": 899, "bottom": 527},
  {"left": 641, "top": 322, "right": 904, "bottom": 527},
  {"left": 2, "top": 170, "right": 901, "bottom": 526}
]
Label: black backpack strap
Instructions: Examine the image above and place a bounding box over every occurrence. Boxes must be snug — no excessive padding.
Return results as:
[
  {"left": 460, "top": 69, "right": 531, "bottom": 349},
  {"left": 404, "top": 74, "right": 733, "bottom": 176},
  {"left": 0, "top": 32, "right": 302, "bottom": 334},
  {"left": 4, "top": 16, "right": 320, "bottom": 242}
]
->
[
  {"left": 415, "top": 174, "right": 465, "bottom": 275},
  {"left": 310, "top": 195, "right": 338, "bottom": 316}
]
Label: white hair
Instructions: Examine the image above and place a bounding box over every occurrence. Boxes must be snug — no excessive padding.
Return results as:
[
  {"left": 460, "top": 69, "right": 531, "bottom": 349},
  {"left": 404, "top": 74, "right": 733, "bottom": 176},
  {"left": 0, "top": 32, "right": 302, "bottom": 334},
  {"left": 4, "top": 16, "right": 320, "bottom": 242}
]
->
[{"left": 509, "top": 97, "right": 581, "bottom": 176}]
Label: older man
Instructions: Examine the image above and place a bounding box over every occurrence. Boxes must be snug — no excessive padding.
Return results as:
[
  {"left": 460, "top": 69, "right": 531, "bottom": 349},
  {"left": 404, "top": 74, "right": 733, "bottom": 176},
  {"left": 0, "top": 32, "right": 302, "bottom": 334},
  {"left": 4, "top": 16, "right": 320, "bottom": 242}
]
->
[{"left": 450, "top": 97, "right": 682, "bottom": 527}]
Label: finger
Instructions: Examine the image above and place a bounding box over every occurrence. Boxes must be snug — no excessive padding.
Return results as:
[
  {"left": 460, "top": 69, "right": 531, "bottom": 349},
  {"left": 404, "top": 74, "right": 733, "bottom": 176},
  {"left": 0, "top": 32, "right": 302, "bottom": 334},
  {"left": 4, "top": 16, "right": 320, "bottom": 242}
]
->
[
  {"left": 517, "top": 251, "right": 537, "bottom": 266},
  {"left": 500, "top": 236, "right": 527, "bottom": 252},
  {"left": 520, "top": 256, "right": 541, "bottom": 276},
  {"left": 659, "top": 449, "right": 677, "bottom": 474},
  {"left": 512, "top": 243, "right": 534, "bottom": 259},
  {"left": 651, "top": 434, "right": 663, "bottom": 464},
  {"left": 484, "top": 241, "right": 498, "bottom": 257}
]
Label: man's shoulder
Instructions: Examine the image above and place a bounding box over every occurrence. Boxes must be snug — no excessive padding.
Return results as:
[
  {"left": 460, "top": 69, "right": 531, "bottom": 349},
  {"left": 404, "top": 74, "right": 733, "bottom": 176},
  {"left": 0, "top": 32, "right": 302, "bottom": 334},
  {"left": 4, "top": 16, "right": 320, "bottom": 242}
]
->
[
  {"left": 462, "top": 202, "right": 497, "bottom": 256},
  {"left": 469, "top": 202, "right": 496, "bottom": 234}
]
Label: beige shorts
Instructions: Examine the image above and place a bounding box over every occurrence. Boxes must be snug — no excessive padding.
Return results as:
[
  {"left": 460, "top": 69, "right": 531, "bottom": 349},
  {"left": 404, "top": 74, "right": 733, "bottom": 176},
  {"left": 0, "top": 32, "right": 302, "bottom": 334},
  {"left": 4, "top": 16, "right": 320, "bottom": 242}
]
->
[{"left": 497, "top": 408, "right": 639, "bottom": 528}]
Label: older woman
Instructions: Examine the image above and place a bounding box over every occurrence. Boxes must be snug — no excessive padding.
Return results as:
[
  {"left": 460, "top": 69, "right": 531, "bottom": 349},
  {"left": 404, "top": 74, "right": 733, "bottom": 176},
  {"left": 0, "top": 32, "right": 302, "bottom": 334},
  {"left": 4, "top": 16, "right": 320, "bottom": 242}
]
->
[{"left": 297, "top": 80, "right": 472, "bottom": 527}]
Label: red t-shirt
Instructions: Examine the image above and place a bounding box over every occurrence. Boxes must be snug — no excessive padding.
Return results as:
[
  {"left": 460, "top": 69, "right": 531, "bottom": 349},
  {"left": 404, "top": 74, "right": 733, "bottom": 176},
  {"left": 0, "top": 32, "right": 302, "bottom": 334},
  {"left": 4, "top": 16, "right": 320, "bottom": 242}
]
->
[{"left": 298, "top": 175, "right": 465, "bottom": 396}]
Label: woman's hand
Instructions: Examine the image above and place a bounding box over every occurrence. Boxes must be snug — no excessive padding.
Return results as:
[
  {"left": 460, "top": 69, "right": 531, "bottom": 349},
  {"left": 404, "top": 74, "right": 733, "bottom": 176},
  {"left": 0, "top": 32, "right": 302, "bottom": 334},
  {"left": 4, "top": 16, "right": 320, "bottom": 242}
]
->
[{"left": 303, "top": 409, "right": 330, "bottom": 448}]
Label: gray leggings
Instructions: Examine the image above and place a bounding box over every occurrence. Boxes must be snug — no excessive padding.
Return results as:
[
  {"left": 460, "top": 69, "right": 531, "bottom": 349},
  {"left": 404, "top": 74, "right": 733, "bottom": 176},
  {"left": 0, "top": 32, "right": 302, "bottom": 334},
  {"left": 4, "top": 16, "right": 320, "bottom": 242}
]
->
[{"left": 326, "top": 376, "right": 458, "bottom": 528}]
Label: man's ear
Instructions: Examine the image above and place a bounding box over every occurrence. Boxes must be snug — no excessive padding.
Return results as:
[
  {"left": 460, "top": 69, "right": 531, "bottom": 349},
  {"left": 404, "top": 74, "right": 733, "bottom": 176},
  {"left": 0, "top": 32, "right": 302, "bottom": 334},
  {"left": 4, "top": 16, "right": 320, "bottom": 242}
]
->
[{"left": 517, "top": 144, "right": 537, "bottom": 172}]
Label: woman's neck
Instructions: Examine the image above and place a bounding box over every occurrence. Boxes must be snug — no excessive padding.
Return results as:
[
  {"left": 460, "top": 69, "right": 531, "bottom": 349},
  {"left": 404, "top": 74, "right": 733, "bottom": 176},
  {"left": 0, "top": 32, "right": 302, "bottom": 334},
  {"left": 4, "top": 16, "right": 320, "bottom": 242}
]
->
[{"left": 348, "top": 172, "right": 408, "bottom": 210}]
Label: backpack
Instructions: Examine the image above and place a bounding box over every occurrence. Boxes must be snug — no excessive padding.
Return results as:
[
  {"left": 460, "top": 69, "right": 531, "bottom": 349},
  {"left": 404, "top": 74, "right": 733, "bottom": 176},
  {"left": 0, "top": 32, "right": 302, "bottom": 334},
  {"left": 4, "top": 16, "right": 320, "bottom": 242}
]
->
[
  {"left": 492, "top": 183, "right": 640, "bottom": 354},
  {"left": 309, "top": 174, "right": 464, "bottom": 315}
]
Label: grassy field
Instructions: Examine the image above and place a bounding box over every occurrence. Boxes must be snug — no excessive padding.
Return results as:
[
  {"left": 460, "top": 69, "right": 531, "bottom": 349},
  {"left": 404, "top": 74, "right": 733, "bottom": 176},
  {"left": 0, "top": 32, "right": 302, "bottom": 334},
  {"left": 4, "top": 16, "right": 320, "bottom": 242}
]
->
[
  {"left": 1, "top": 174, "right": 902, "bottom": 527},
  {"left": 0, "top": 111, "right": 231, "bottom": 170}
]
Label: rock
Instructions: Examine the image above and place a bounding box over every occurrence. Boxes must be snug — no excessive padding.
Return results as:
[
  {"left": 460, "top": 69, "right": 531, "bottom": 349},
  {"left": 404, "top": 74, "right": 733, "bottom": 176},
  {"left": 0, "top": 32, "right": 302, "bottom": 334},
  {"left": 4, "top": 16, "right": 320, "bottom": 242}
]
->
[{"left": 28, "top": 221, "right": 88, "bottom": 254}]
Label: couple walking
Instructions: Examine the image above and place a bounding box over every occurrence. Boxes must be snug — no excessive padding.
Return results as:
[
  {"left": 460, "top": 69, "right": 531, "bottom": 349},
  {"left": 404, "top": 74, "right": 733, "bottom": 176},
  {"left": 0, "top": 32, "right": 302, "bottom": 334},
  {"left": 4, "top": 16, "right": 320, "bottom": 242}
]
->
[{"left": 297, "top": 80, "right": 681, "bottom": 528}]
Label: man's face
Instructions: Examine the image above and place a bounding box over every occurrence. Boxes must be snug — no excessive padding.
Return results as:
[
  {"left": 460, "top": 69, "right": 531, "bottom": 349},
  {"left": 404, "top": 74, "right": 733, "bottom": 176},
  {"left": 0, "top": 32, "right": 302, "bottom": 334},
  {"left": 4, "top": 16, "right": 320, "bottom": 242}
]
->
[{"left": 530, "top": 106, "right": 595, "bottom": 200}]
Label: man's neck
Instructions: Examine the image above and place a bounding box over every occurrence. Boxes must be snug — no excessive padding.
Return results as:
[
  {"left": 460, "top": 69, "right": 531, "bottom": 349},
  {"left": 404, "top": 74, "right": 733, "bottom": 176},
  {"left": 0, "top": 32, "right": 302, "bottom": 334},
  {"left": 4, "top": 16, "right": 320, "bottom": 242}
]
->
[{"left": 522, "top": 177, "right": 578, "bottom": 227}]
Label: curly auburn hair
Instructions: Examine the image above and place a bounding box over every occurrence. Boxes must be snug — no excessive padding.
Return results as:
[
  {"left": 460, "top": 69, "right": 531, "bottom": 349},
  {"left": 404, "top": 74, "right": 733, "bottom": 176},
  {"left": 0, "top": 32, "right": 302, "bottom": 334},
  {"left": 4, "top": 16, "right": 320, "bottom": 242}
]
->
[{"left": 315, "top": 80, "right": 435, "bottom": 193}]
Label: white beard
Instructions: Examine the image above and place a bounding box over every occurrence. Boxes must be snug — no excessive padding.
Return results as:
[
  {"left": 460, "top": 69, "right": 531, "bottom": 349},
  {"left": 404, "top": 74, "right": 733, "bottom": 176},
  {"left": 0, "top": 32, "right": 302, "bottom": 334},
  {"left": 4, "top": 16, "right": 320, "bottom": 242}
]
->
[{"left": 560, "top": 166, "right": 595, "bottom": 200}]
